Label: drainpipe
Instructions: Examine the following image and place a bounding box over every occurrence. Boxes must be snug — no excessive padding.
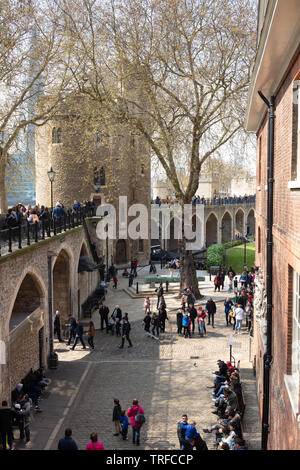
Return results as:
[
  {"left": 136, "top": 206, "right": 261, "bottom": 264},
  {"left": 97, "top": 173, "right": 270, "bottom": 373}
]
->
[{"left": 258, "top": 91, "right": 275, "bottom": 450}]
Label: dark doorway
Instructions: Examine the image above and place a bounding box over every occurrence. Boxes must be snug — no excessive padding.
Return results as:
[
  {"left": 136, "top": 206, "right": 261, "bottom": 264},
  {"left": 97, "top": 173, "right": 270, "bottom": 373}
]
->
[{"left": 115, "top": 239, "right": 127, "bottom": 264}]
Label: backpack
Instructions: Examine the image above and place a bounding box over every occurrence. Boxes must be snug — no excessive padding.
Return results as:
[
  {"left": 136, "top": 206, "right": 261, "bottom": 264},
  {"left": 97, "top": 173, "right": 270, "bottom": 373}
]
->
[{"left": 135, "top": 406, "right": 145, "bottom": 425}]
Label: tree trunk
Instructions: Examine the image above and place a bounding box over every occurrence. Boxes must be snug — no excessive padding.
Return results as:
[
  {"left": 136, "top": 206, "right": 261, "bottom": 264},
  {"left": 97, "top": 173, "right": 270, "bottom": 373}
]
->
[
  {"left": 179, "top": 237, "right": 202, "bottom": 299},
  {"left": 0, "top": 154, "right": 8, "bottom": 213}
]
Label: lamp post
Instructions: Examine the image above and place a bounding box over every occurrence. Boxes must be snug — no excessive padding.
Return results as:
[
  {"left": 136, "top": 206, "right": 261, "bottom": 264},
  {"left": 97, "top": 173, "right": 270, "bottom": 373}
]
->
[{"left": 47, "top": 166, "right": 56, "bottom": 211}]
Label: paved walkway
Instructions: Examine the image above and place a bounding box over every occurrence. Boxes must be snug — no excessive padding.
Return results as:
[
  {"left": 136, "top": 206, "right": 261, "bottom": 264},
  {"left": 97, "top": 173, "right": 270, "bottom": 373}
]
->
[{"left": 16, "top": 274, "right": 261, "bottom": 450}]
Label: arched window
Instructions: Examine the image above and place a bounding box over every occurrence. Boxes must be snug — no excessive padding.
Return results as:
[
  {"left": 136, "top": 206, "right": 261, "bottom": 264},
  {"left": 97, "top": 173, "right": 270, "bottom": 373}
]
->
[
  {"left": 52, "top": 127, "right": 57, "bottom": 143},
  {"left": 57, "top": 128, "right": 63, "bottom": 143}
]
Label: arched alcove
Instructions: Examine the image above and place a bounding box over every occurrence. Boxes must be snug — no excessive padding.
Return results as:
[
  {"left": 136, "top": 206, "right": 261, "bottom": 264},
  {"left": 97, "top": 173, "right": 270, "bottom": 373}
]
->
[{"left": 206, "top": 213, "right": 218, "bottom": 247}]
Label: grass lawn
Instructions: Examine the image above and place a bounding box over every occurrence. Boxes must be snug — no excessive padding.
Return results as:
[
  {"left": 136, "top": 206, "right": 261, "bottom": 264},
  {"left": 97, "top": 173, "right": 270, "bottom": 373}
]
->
[{"left": 225, "top": 242, "right": 256, "bottom": 274}]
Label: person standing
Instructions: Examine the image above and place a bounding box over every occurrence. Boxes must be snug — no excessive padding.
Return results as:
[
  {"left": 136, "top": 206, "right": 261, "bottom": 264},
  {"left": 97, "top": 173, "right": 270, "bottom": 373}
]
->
[
  {"left": 113, "top": 274, "right": 118, "bottom": 289},
  {"left": 71, "top": 320, "right": 86, "bottom": 350},
  {"left": 99, "top": 302, "right": 109, "bottom": 331},
  {"left": 177, "top": 310, "right": 183, "bottom": 335},
  {"left": 143, "top": 312, "right": 151, "bottom": 333},
  {"left": 128, "top": 399, "right": 145, "bottom": 446},
  {"left": 156, "top": 283, "right": 164, "bottom": 309},
  {"left": 112, "top": 399, "right": 122, "bottom": 436},
  {"left": 182, "top": 313, "right": 191, "bottom": 338},
  {"left": 197, "top": 307, "right": 207, "bottom": 336},
  {"left": 119, "top": 317, "right": 132, "bottom": 348},
  {"left": 15, "top": 394, "right": 31, "bottom": 447},
  {"left": 187, "top": 303, "right": 197, "bottom": 334},
  {"left": 234, "top": 305, "right": 245, "bottom": 335},
  {"left": 224, "top": 298, "right": 234, "bottom": 327},
  {"left": 177, "top": 414, "right": 189, "bottom": 450},
  {"left": 0, "top": 401, "right": 14, "bottom": 450},
  {"left": 120, "top": 411, "right": 128, "bottom": 441},
  {"left": 151, "top": 312, "right": 160, "bottom": 337},
  {"left": 206, "top": 298, "right": 217, "bottom": 328},
  {"left": 58, "top": 428, "right": 78, "bottom": 450},
  {"left": 54, "top": 310, "right": 63, "bottom": 342},
  {"left": 67, "top": 313, "right": 77, "bottom": 346},
  {"left": 129, "top": 271, "right": 134, "bottom": 287}
]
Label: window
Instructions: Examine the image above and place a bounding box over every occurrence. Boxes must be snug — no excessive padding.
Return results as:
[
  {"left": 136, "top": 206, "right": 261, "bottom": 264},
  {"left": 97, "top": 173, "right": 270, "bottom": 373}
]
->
[
  {"left": 52, "top": 127, "right": 57, "bottom": 143},
  {"left": 289, "top": 80, "right": 300, "bottom": 188},
  {"left": 257, "top": 226, "right": 261, "bottom": 253},
  {"left": 258, "top": 136, "right": 262, "bottom": 186},
  {"left": 285, "top": 268, "right": 300, "bottom": 415},
  {"left": 138, "top": 239, "right": 143, "bottom": 252},
  {"left": 57, "top": 128, "right": 63, "bottom": 143},
  {"left": 52, "top": 127, "right": 62, "bottom": 144}
]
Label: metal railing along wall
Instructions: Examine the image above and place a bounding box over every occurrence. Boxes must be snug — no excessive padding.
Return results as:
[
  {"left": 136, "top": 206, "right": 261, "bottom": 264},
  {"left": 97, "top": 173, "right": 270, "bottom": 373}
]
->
[{"left": 0, "top": 207, "right": 96, "bottom": 256}]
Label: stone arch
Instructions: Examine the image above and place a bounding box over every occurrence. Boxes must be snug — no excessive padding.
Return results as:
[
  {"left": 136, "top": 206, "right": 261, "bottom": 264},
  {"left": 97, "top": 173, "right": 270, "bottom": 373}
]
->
[
  {"left": 9, "top": 271, "right": 46, "bottom": 332},
  {"left": 221, "top": 211, "right": 233, "bottom": 243},
  {"left": 235, "top": 208, "right": 245, "bottom": 237},
  {"left": 206, "top": 212, "right": 218, "bottom": 247},
  {"left": 8, "top": 270, "right": 47, "bottom": 388},
  {"left": 247, "top": 209, "right": 255, "bottom": 235},
  {"left": 53, "top": 249, "right": 71, "bottom": 332},
  {"left": 115, "top": 239, "right": 127, "bottom": 264}
]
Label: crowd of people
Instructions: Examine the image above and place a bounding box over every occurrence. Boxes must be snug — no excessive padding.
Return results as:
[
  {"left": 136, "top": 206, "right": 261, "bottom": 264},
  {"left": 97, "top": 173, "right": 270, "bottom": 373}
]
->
[
  {"left": 153, "top": 194, "right": 256, "bottom": 207},
  {"left": 0, "top": 368, "right": 50, "bottom": 449},
  {"left": 2, "top": 200, "right": 96, "bottom": 236}
]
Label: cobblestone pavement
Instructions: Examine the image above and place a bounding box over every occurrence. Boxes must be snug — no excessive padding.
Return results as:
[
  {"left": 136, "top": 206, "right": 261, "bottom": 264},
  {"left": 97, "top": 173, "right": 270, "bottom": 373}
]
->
[{"left": 17, "top": 276, "right": 261, "bottom": 451}]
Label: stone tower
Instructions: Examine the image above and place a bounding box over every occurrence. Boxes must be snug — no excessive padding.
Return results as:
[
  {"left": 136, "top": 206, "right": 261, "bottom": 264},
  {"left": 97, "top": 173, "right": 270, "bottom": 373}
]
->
[{"left": 35, "top": 88, "right": 151, "bottom": 265}]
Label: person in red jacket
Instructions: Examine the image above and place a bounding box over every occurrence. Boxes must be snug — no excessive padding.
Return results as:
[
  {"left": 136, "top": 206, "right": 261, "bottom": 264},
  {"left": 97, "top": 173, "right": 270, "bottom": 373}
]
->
[{"left": 127, "top": 399, "right": 145, "bottom": 446}]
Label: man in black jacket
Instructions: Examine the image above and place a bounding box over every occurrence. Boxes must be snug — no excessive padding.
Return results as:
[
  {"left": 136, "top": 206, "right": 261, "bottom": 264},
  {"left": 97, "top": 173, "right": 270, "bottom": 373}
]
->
[
  {"left": 187, "top": 304, "right": 197, "bottom": 334},
  {"left": 206, "top": 298, "right": 217, "bottom": 328},
  {"left": 71, "top": 321, "right": 86, "bottom": 350},
  {"left": 0, "top": 401, "right": 14, "bottom": 450},
  {"left": 99, "top": 302, "right": 109, "bottom": 330},
  {"left": 54, "top": 310, "right": 63, "bottom": 342},
  {"left": 119, "top": 318, "right": 132, "bottom": 348},
  {"left": 67, "top": 313, "right": 77, "bottom": 346}
]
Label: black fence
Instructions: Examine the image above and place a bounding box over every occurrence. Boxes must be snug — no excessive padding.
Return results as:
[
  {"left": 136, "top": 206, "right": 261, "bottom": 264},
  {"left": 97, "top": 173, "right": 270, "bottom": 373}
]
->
[{"left": 0, "top": 207, "right": 96, "bottom": 256}]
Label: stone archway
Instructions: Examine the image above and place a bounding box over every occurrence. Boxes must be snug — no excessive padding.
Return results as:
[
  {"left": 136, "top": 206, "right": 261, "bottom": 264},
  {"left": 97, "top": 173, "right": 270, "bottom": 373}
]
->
[
  {"left": 247, "top": 209, "right": 255, "bottom": 235},
  {"left": 115, "top": 239, "right": 127, "bottom": 264},
  {"left": 9, "top": 272, "right": 46, "bottom": 389},
  {"left": 53, "top": 249, "right": 71, "bottom": 332},
  {"left": 221, "top": 212, "right": 232, "bottom": 243},
  {"left": 235, "top": 208, "right": 245, "bottom": 237},
  {"left": 206, "top": 213, "right": 218, "bottom": 247}
]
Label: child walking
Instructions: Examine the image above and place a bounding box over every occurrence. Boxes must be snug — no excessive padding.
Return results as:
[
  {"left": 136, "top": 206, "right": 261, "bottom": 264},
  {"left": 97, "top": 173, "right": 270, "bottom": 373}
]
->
[{"left": 113, "top": 274, "right": 118, "bottom": 289}]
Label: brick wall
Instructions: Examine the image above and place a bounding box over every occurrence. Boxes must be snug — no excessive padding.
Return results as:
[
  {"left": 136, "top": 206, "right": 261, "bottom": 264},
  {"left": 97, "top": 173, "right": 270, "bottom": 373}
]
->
[{"left": 254, "top": 50, "right": 300, "bottom": 449}]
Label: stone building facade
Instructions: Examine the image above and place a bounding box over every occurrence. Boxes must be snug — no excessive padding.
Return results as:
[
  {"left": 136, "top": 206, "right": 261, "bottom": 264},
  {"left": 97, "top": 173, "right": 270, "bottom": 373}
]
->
[
  {"left": 0, "top": 227, "right": 99, "bottom": 403},
  {"left": 35, "top": 92, "right": 151, "bottom": 266},
  {"left": 246, "top": 0, "right": 300, "bottom": 449}
]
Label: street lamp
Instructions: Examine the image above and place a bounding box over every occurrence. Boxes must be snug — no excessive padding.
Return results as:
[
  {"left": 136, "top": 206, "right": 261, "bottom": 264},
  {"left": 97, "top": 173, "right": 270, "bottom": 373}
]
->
[{"left": 47, "top": 166, "right": 56, "bottom": 211}]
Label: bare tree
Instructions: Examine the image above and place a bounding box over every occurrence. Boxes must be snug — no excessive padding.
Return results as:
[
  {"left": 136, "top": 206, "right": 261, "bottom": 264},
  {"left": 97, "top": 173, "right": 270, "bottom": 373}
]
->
[
  {"left": 57, "top": 0, "right": 257, "bottom": 296},
  {"left": 0, "top": 0, "right": 72, "bottom": 212}
]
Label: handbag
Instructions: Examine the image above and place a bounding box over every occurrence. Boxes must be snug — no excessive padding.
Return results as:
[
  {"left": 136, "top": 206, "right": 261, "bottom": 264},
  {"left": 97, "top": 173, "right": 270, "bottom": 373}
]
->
[
  {"left": 229, "top": 310, "right": 235, "bottom": 318},
  {"left": 135, "top": 406, "right": 145, "bottom": 425}
]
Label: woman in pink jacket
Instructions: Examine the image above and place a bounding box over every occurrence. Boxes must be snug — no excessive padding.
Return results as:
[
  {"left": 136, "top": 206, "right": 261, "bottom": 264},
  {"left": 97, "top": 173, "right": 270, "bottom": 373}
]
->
[
  {"left": 85, "top": 432, "right": 104, "bottom": 450},
  {"left": 127, "top": 399, "right": 145, "bottom": 446}
]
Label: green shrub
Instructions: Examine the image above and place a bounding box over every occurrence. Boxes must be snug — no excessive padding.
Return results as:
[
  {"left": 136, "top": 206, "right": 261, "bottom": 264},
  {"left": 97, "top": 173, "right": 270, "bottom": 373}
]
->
[{"left": 206, "top": 243, "right": 225, "bottom": 269}]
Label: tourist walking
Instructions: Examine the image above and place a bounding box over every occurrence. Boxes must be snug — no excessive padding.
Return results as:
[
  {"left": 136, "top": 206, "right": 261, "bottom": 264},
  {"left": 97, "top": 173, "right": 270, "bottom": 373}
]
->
[
  {"left": 112, "top": 399, "right": 122, "bottom": 436},
  {"left": 119, "top": 317, "right": 132, "bottom": 348},
  {"left": 67, "top": 313, "right": 77, "bottom": 345},
  {"left": 15, "top": 394, "right": 31, "bottom": 447},
  {"left": 71, "top": 320, "right": 86, "bottom": 350},
  {"left": 127, "top": 399, "right": 145, "bottom": 446},
  {"left": 151, "top": 312, "right": 160, "bottom": 337},
  {"left": 144, "top": 296, "right": 151, "bottom": 314},
  {"left": 85, "top": 432, "right": 104, "bottom": 450},
  {"left": 87, "top": 321, "right": 95, "bottom": 350},
  {"left": 143, "top": 312, "right": 151, "bottom": 333}
]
